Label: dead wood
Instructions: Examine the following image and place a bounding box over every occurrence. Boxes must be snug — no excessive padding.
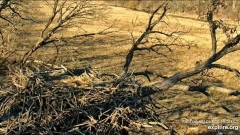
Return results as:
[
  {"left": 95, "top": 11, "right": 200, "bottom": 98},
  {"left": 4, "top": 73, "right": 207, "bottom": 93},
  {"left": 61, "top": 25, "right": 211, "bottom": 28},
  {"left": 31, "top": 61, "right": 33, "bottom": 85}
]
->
[
  {"left": 146, "top": 34, "right": 240, "bottom": 94},
  {"left": 0, "top": 66, "right": 164, "bottom": 134},
  {"left": 129, "top": 0, "right": 240, "bottom": 97},
  {"left": 123, "top": 4, "right": 173, "bottom": 76},
  {"left": 20, "top": 0, "right": 111, "bottom": 66}
]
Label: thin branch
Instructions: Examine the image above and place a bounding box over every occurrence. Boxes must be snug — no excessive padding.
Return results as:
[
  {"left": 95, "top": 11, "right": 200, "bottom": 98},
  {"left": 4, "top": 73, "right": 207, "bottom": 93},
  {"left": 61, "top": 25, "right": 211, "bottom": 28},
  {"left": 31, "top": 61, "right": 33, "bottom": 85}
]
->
[
  {"left": 143, "top": 33, "right": 240, "bottom": 96},
  {"left": 133, "top": 70, "right": 154, "bottom": 82},
  {"left": 21, "top": 1, "right": 105, "bottom": 66},
  {"left": 207, "top": 0, "right": 220, "bottom": 54},
  {"left": 0, "top": 15, "right": 16, "bottom": 29},
  {"left": 147, "top": 4, "right": 168, "bottom": 31},
  {"left": 8, "top": 5, "right": 36, "bottom": 22},
  {"left": 41, "top": 0, "right": 59, "bottom": 37},
  {"left": 210, "top": 64, "right": 240, "bottom": 78},
  {"left": 122, "top": 4, "right": 169, "bottom": 76},
  {"left": 0, "top": 30, "right": 5, "bottom": 45}
]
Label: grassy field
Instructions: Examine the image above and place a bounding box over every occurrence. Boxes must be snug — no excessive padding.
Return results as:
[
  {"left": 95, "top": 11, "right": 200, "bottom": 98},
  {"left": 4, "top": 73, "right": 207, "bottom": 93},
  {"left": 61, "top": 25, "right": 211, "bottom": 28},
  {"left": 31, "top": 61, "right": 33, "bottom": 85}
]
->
[
  {"left": 30, "top": 5, "right": 240, "bottom": 88},
  {"left": 0, "top": 2, "right": 240, "bottom": 134}
]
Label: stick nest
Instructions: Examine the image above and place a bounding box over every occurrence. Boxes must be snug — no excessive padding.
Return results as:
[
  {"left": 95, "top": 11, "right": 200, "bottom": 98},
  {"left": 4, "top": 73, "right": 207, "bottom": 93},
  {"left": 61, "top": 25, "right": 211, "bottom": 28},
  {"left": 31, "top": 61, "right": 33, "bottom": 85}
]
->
[{"left": 0, "top": 64, "right": 159, "bottom": 134}]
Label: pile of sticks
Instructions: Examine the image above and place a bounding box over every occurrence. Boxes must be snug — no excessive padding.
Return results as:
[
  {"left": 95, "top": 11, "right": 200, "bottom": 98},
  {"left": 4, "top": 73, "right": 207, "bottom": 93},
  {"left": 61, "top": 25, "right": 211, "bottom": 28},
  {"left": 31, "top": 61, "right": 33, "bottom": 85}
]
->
[{"left": 0, "top": 64, "right": 160, "bottom": 134}]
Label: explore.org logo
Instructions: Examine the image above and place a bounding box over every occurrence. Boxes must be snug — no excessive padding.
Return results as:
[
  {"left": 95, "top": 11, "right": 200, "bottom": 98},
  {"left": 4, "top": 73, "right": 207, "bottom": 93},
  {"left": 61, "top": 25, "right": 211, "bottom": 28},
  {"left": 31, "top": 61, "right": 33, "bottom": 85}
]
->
[
  {"left": 208, "top": 125, "right": 239, "bottom": 131},
  {"left": 181, "top": 118, "right": 239, "bottom": 131}
]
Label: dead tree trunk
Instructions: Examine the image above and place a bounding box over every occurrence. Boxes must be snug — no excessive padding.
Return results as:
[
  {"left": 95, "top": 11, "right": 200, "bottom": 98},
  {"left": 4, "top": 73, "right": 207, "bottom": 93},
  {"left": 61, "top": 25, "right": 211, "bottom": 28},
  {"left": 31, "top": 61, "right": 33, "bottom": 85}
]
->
[
  {"left": 142, "top": 34, "right": 240, "bottom": 96},
  {"left": 123, "top": 0, "right": 240, "bottom": 97},
  {"left": 207, "top": 0, "right": 220, "bottom": 54}
]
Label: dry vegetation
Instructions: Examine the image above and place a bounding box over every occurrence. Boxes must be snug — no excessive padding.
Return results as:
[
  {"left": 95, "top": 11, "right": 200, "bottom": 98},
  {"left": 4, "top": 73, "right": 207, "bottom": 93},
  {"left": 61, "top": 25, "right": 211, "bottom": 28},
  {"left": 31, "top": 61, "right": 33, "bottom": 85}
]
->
[{"left": 0, "top": 0, "right": 240, "bottom": 134}]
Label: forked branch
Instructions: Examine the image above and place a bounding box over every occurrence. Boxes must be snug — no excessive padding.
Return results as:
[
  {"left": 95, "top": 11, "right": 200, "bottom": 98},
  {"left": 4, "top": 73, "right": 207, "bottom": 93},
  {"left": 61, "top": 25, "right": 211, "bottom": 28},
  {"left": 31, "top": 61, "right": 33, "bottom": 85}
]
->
[
  {"left": 143, "top": 24, "right": 240, "bottom": 97},
  {"left": 20, "top": 0, "right": 105, "bottom": 66},
  {"left": 122, "top": 3, "right": 181, "bottom": 76},
  {"left": 138, "top": 0, "right": 240, "bottom": 97}
]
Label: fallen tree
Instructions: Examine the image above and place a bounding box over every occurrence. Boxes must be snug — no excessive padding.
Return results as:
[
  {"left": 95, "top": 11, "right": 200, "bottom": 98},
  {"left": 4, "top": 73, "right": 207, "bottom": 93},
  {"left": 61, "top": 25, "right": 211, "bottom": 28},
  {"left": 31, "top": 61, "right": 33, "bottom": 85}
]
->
[{"left": 122, "top": 0, "right": 240, "bottom": 97}]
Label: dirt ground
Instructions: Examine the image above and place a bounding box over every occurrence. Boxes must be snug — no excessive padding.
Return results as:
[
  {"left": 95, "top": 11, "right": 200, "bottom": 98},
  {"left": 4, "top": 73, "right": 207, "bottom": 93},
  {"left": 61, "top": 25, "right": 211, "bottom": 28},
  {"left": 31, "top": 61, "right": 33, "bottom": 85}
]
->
[{"left": 2, "top": 4, "right": 240, "bottom": 134}]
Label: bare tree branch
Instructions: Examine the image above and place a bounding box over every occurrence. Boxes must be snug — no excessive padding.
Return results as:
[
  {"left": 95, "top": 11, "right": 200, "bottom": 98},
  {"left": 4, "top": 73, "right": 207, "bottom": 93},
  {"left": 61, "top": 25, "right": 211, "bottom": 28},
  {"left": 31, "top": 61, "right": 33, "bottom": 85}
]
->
[
  {"left": 8, "top": 5, "right": 35, "bottom": 22},
  {"left": 0, "top": 30, "right": 4, "bottom": 45},
  {"left": 210, "top": 64, "right": 240, "bottom": 78},
  {"left": 142, "top": 33, "right": 240, "bottom": 96},
  {"left": 207, "top": 0, "right": 218, "bottom": 54},
  {"left": 122, "top": 3, "right": 169, "bottom": 76},
  {"left": 0, "top": 0, "right": 36, "bottom": 28},
  {"left": 20, "top": 0, "right": 104, "bottom": 66},
  {"left": 0, "top": 15, "right": 16, "bottom": 29},
  {"left": 133, "top": 0, "right": 240, "bottom": 97}
]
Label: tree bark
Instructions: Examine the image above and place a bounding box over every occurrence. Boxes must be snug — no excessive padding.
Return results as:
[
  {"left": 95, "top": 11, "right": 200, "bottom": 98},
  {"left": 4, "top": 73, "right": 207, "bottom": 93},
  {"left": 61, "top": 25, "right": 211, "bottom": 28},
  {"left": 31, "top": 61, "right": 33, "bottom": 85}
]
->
[{"left": 142, "top": 34, "right": 240, "bottom": 96}]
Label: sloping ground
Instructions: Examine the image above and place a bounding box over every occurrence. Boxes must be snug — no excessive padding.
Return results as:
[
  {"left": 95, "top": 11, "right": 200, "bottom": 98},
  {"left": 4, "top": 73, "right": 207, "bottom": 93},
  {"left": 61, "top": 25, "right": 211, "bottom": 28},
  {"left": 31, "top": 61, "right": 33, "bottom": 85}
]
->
[
  {"left": 32, "top": 6, "right": 239, "bottom": 89},
  {"left": 1, "top": 5, "right": 240, "bottom": 134}
]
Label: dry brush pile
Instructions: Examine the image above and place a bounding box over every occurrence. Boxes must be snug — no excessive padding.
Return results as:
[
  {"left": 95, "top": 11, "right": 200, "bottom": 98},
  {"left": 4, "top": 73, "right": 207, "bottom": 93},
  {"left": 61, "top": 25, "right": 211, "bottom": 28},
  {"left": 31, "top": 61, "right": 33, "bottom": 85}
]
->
[{"left": 0, "top": 63, "right": 161, "bottom": 134}]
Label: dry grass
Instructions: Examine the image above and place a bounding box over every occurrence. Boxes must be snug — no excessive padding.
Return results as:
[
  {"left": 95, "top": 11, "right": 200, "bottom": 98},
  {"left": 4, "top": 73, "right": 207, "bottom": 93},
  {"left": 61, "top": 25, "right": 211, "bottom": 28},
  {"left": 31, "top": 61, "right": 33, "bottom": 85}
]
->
[
  {"left": 0, "top": 65, "right": 163, "bottom": 134},
  {"left": 1, "top": 64, "right": 239, "bottom": 134}
]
